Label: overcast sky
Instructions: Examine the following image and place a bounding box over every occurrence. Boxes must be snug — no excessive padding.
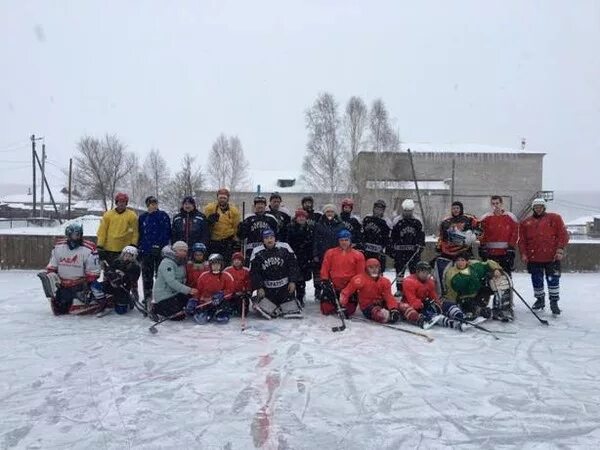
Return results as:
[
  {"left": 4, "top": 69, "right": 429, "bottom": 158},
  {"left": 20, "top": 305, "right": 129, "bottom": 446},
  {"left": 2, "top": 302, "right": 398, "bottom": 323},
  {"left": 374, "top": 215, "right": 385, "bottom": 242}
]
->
[{"left": 1, "top": 0, "right": 598, "bottom": 190}]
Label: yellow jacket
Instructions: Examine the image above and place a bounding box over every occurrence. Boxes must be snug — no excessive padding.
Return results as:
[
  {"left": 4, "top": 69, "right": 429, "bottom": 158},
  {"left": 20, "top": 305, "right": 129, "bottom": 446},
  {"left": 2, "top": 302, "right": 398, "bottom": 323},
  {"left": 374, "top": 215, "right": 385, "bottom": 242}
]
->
[
  {"left": 97, "top": 208, "right": 139, "bottom": 252},
  {"left": 204, "top": 202, "right": 241, "bottom": 241}
]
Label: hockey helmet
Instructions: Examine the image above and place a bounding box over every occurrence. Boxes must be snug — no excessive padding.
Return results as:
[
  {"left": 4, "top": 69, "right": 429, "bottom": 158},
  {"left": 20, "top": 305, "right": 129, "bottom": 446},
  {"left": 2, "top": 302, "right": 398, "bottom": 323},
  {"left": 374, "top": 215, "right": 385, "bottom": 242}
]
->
[
  {"left": 341, "top": 198, "right": 354, "bottom": 209},
  {"left": 191, "top": 242, "right": 207, "bottom": 254},
  {"left": 121, "top": 245, "right": 138, "bottom": 258},
  {"left": 373, "top": 199, "right": 386, "bottom": 209},
  {"left": 415, "top": 261, "right": 432, "bottom": 273},
  {"left": 337, "top": 229, "right": 352, "bottom": 240},
  {"left": 254, "top": 195, "right": 267, "bottom": 205},
  {"left": 208, "top": 253, "right": 225, "bottom": 272},
  {"left": 115, "top": 192, "right": 129, "bottom": 204},
  {"left": 65, "top": 222, "right": 83, "bottom": 238},
  {"left": 401, "top": 199, "right": 415, "bottom": 211}
]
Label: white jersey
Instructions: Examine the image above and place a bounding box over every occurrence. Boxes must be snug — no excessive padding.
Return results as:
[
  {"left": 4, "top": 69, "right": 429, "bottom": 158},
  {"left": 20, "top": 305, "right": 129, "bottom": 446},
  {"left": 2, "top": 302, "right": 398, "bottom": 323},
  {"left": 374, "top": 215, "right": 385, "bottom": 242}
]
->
[{"left": 47, "top": 239, "right": 100, "bottom": 282}]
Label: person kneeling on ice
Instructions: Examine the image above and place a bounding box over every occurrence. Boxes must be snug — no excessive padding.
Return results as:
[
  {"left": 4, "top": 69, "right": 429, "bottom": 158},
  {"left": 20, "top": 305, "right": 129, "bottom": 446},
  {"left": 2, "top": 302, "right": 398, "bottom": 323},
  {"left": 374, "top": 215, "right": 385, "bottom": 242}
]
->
[
  {"left": 186, "top": 242, "right": 209, "bottom": 288},
  {"left": 185, "top": 253, "right": 235, "bottom": 324},
  {"left": 249, "top": 228, "right": 302, "bottom": 319},
  {"left": 443, "top": 253, "right": 503, "bottom": 321},
  {"left": 224, "top": 252, "right": 252, "bottom": 315},
  {"left": 339, "top": 258, "right": 402, "bottom": 324},
  {"left": 151, "top": 241, "right": 199, "bottom": 320},
  {"left": 102, "top": 245, "right": 142, "bottom": 314},
  {"left": 40, "top": 223, "right": 105, "bottom": 315},
  {"left": 320, "top": 229, "right": 365, "bottom": 316},
  {"left": 401, "top": 261, "right": 467, "bottom": 331}
]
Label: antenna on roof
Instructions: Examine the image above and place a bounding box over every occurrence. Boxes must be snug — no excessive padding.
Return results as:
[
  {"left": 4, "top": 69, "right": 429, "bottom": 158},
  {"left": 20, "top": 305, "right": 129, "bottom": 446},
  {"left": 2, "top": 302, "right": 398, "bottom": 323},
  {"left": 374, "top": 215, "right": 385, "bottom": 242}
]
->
[{"left": 521, "top": 137, "right": 527, "bottom": 150}]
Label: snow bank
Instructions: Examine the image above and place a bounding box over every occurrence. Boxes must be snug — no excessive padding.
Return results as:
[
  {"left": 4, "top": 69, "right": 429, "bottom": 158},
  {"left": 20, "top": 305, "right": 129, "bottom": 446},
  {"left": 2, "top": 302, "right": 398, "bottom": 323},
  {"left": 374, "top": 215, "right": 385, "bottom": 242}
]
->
[
  {"left": 1, "top": 272, "right": 599, "bottom": 448},
  {"left": 0, "top": 215, "right": 101, "bottom": 236}
]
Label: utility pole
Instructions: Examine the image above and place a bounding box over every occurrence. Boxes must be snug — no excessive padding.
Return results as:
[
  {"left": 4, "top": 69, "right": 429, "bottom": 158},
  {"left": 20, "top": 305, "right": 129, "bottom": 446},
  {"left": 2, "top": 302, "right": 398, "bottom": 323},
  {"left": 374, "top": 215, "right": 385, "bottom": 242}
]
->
[
  {"left": 450, "top": 158, "right": 456, "bottom": 204},
  {"left": 40, "top": 141, "right": 46, "bottom": 218},
  {"left": 68, "top": 158, "right": 73, "bottom": 220},
  {"left": 31, "top": 134, "right": 37, "bottom": 217}
]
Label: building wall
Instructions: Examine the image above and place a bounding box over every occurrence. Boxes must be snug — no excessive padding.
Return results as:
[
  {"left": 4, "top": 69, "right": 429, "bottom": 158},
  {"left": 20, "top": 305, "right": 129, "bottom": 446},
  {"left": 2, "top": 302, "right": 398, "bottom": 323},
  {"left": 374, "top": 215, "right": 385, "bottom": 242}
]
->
[{"left": 356, "top": 151, "right": 545, "bottom": 230}]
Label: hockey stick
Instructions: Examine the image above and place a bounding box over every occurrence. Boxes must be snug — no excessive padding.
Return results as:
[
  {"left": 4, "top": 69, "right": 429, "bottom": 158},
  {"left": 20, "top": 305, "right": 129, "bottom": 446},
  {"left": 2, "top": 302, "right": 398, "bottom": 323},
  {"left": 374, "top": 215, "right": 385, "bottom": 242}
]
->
[
  {"left": 350, "top": 316, "right": 434, "bottom": 342},
  {"left": 511, "top": 287, "right": 549, "bottom": 326},
  {"left": 391, "top": 245, "right": 425, "bottom": 294},
  {"left": 241, "top": 293, "right": 248, "bottom": 332},
  {"left": 450, "top": 316, "right": 501, "bottom": 340},
  {"left": 328, "top": 282, "right": 346, "bottom": 332},
  {"left": 148, "top": 299, "right": 213, "bottom": 334}
]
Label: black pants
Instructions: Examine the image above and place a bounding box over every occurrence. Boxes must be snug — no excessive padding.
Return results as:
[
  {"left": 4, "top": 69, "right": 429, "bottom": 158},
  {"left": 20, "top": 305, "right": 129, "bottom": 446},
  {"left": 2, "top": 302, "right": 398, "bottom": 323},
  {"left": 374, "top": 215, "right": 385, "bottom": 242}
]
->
[
  {"left": 488, "top": 254, "right": 515, "bottom": 276},
  {"left": 54, "top": 285, "right": 87, "bottom": 315},
  {"left": 394, "top": 251, "right": 420, "bottom": 275},
  {"left": 265, "top": 286, "right": 291, "bottom": 306},
  {"left": 153, "top": 293, "right": 189, "bottom": 319},
  {"left": 209, "top": 237, "right": 238, "bottom": 266},
  {"left": 141, "top": 252, "right": 162, "bottom": 295}
]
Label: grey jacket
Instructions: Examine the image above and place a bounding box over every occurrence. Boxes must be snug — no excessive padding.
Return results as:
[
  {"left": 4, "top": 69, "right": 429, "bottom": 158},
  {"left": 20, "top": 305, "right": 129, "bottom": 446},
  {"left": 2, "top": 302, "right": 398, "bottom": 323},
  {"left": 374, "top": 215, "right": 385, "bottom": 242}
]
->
[{"left": 152, "top": 246, "right": 191, "bottom": 303}]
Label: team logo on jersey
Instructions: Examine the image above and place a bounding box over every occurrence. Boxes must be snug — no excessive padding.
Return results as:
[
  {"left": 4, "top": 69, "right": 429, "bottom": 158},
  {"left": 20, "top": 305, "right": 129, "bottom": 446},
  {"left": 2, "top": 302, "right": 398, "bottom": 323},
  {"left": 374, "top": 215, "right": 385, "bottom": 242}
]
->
[
  {"left": 251, "top": 221, "right": 270, "bottom": 232},
  {"left": 262, "top": 256, "right": 284, "bottom": 270},
  {"left": 59, "top": 254, "right": 79, "bottom": 265},
  {"left": 364, "top": 222, "right": 380, "bottom": 234}
]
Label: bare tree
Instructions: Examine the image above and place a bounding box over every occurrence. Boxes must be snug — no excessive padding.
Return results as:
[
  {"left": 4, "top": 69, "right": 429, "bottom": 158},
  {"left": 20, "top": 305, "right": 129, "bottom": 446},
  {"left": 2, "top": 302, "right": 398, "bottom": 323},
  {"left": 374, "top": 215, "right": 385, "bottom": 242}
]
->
[
  {"left": 73, "top": 134, "right": 135, "bottom": 211},
  {"left": 369, "top": 98, "right": 398, "bottom": 152},
  {"left": 163, "top": 154, "right": 204, "bottom": 213},
  {"left": 143, "top": 149, "right": 170, "bottom": 199},
  {"left": 343, "top": 96, "right": 367, "bottom": 192},
  {"left": 126, "top": 153, "right": 153, "bottom": 208},
  {"left": 207, "top": 134, "right": 250, "bottom": 191},
  {"left": 301, "top": 92, "right": 344, "bottom": 197}
]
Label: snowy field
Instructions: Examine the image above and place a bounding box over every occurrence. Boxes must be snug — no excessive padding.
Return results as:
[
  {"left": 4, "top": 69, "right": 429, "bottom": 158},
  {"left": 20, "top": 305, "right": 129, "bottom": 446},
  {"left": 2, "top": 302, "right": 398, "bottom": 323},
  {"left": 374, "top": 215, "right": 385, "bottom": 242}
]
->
[{"left": 1, "top": 271, "right": 600, "bottom": 449}]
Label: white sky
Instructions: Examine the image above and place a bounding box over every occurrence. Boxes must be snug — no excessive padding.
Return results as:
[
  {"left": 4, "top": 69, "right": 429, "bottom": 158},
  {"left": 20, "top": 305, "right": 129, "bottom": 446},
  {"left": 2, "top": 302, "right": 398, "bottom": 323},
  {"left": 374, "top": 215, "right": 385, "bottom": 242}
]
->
[{"left": 1, "top": 0, "right": 599, "bottom": 190}]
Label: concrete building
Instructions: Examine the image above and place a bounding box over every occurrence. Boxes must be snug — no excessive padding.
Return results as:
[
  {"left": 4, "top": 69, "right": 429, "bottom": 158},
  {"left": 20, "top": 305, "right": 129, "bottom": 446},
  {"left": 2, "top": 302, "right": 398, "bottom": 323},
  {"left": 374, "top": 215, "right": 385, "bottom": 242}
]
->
[{"left": 356, "top": 143, "right": 548, "bottom": 233}]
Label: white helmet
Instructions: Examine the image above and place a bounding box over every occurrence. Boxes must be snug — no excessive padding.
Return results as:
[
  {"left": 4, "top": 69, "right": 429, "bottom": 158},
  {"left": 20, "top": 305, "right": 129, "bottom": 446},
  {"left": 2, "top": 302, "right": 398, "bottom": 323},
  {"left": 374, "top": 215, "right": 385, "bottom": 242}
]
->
[
  {"left": 401, "top": 199, "right": 415, "bottom": 211},
  {"left": 121, "top": 245, "right": 138, "bottom": 258},
  {"left": 532, "top": 198, "right": 546, "bottom": 208}
]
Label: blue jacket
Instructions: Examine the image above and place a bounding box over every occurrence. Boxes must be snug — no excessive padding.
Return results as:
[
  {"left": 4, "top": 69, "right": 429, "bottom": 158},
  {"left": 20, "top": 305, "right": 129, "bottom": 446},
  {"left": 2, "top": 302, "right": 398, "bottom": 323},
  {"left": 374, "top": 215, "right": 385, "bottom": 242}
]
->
[
  {"left": 171, "top": 208, "right": 209, "bottom": 247},
  {"left": 138, "top": 210, "right": 172, "bottom": 255},
  {"left": 313, "top": 215, "right": 345, "bottom": 262}
]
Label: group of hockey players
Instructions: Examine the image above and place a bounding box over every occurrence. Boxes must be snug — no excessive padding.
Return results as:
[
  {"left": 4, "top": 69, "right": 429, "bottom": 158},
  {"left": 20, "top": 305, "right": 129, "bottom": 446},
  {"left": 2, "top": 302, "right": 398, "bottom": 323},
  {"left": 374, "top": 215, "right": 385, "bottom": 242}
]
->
[{"left": 39, "top": 188, "right": 569, "bottom": 333}]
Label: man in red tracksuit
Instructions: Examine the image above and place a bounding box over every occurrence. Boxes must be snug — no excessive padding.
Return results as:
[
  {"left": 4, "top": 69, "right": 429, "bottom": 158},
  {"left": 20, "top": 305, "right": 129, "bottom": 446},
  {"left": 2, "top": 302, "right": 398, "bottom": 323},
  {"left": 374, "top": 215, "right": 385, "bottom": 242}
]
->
[
  {"left": 401, "top": 261, "right": 466, "bottom": 330},
  {"left": 479, "top": 195, "right": 519, "bottom": 275},
  {"left": 340, "top": 258, "right": 401, "bottom": 323},
  {"left": 224, "top": 252, "right": 252, "bottom": 315},
  {"left": 185, "top": 253, "right": 236, "bottom": 324},
  {"left": 319, "top": 229, "right": 365, "bottom": 315},
  {"left": 519, "top": 198, "right": 569, "bottom": 315}
]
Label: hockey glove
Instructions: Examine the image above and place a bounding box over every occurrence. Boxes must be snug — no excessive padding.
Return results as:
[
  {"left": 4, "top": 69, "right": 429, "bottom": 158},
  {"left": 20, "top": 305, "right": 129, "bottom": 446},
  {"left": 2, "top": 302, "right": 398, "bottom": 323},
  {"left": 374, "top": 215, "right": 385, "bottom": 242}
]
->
[
  {"left": 321, "top": 282, "right": 336, "bottom": 302},
  {"left": 287, "top": 282, "right": 296, "bottom": 294},
  {"left": 506, "top": 248, "right": 516, "bottom": 269},
  {"left": 389, "top": 309, "right": 401, "bottom": 324},
  {"left": 211, "top": 291, "right": 224, "bottom": 306},
  {"left": 185, "top": 298, "right": 199, "bottom": 315},
  {"left": 478, "top": 247, "right": 488, "bottom": 261},
  {"left": 256, "top": 288, "right": 266, "bottom": 299},
  {"left": 151, "top": 245, "right": 162, "bottom": 258}
]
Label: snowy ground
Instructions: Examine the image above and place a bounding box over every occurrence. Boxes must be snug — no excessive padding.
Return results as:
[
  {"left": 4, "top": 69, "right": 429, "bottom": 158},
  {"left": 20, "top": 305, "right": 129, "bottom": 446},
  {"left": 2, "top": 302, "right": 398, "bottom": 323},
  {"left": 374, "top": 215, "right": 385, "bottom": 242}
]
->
[{"left": 1, "top": 272, "right": 600, "bottom": 449}]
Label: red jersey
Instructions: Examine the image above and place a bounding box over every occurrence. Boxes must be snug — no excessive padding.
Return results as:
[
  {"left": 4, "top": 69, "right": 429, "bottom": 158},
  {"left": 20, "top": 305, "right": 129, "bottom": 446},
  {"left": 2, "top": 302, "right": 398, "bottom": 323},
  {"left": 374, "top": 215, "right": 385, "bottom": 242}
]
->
[
  {"left": 401, "top": 274, "right": 440, "bottom": 311},
  {"left": 224, "top": 265, "right": 251, "bottom": 294},
  {"left": 195, "top": 271, "right": 235, "bottom": 301},
  {"left": 479, "top": 210, "right": 519, "bottom": 256},
  {"left": 186, "top": 261, "right": 209, "bottom": 288},
  {"left": 519, "top": 212, "right": 569, "bottom": 263},
  {"left": 340, "top": 273, "right": 398, "bottom": 311},
  {"left": 320, "top": 247, "right": 366, "bottom": 290}
]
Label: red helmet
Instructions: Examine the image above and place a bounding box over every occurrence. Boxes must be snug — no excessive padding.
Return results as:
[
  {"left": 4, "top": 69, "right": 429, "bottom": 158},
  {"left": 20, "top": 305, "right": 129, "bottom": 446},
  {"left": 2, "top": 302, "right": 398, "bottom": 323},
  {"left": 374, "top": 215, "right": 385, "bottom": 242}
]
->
[
  {"left": 341, "top": 198, "right": 354, "bottom": 209},
  {"left": 231, "top": 252, "right": 244, "bottom": 262},
  {"left": 366, "top": 258, "right": 381, "bottom": 269},
  {"left": 115, "top": 192, "right": 129, "bottom": 204}
]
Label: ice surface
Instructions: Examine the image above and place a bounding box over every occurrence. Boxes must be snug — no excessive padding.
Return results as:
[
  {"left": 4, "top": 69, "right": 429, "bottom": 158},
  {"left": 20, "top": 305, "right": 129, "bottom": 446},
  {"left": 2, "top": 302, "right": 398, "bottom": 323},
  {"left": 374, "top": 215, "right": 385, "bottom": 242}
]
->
[{"left": 1, "top": 271, "right": 600, "bottom": 449}]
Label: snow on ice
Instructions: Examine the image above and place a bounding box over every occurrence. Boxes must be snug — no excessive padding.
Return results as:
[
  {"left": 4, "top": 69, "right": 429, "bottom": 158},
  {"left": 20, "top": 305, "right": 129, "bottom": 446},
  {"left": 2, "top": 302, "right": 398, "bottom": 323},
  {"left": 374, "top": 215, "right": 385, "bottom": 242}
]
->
[{"left": 1, "top": 271, "right": 600, "bottom": 449}]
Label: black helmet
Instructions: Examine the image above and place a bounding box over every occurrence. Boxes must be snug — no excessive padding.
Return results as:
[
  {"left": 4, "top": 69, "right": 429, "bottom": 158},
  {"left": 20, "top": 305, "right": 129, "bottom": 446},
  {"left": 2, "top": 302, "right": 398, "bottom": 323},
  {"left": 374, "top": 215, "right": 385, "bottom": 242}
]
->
[
  {"left": 374, "top": 199, "right": 386, "bottom": 209},
  {"left": 254, "top": 195, "right": 267, "bottom": 205},
  {"left": 415, "top": 261, "right": 432, "bottom": 272}
]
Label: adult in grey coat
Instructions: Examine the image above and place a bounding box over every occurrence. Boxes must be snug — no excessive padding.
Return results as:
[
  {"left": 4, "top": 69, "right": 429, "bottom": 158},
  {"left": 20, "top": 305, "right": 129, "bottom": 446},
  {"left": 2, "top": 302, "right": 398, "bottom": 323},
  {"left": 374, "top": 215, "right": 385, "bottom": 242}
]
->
[{"left": 151, "top": 241, "right": 198, "bottom": 319}]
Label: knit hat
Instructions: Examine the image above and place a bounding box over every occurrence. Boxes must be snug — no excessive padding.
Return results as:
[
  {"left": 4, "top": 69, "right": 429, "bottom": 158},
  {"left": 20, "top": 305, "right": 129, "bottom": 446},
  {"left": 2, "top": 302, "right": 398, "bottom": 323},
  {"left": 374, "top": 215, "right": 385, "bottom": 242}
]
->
[
  {"left": 182, "top": 196, "right": 196, "bottom": 206},
  {"left": 231, "top": 252, "right": 244, "bottom": 262},
  {"left": 295, "top": 209, "right": 308, "bottom": 219},
  {"left": 532, "top": 198, "right": 546, "bottom": 208},
  {"left": 322, "top": 203, "right": 336, "bottom": 214},
  {"left": 270, "top": 192, "right": 282, "bottom": 201},
  {"left": 401, "top": 199, "right": 415, "bottom": 211},
  {"left": 172, "top": 241, "right": 189, "bottom": 252}
]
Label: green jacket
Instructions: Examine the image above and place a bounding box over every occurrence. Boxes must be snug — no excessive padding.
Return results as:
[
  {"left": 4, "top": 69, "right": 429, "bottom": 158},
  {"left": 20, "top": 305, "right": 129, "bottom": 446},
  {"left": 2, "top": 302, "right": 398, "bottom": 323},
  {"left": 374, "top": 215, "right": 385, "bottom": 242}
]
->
[
  {"left": 152, "top": 246, "right": 191, "bottom": 303},
  {"left": 443, "top": 259, "right": 501, "bottom": 301}
]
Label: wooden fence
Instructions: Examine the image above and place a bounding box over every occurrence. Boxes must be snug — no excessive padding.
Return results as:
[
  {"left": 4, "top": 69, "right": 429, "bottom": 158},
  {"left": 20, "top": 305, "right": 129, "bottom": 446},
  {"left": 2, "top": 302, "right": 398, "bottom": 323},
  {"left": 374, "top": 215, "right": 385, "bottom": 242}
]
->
[{"left": 1, "top": 235, "right": 599, "bottom": 272}]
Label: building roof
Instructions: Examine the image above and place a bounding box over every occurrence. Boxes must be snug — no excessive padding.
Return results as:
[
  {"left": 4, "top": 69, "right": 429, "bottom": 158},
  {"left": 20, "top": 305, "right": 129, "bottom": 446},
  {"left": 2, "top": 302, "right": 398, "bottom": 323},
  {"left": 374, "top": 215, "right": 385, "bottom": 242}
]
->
[
  {"left": 399, "top": 142, "right": 544, "bottom": 154},
  {"left": 566, "top": 215, "right": 600, "bottom": 226},
  {"left": 246, "top": 168, "right": 310, "bottom": 194}
]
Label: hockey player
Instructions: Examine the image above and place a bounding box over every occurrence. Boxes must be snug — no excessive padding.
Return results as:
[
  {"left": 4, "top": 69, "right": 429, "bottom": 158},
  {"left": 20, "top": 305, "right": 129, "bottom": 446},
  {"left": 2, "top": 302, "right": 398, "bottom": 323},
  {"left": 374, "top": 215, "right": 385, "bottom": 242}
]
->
[
  {"left": 390, "top": 199, "right": 425, "bottom": 291},
  {"left": 268, "top": 192, "right": 291, "bottom": 241},
  {"left": 171, "top": 196, "right": 209, "bottom": 249},
  {"left": 401, "top": 261, "right": 467, "bottom": 330},
  {"left": 312, "top": 204, "right": 345, "bottom": 299},
  {"left": 204, "top": 188, "right": 242, "bottom": 265},
  {"left": 443, "top": 253, "right": 503, "bottom": 320},
  {"left": 224, "top": 252, "right": 252, "bottom": 315},
  {"left": 40, "top": 223, "right": 104, "bottom": 315},
  {"left": 250, "top": 229, "right": 302, "bottom": 319},
  {"left": 339, "top": 258, "right": 401, "bottom": 324},
  {"left": 138, "top": 195, "right": 171, "bottom": 303},
  {"left": 479, "top": 195, "right": 519, "bottom": 275},
  {"left": 339, "top": 198, "right": 363, "bottom": 247},
  {"left": 151, "top": 241, "right": 198, "bottom": 320},
  {"left": 238, "top": 195, "right": 279, "bottom": 262},
  {"left": 186, "top": 242, "right": 209, "bottom": 288},
  {"left": 362, "top": 199, "right": 392, "bottom": 270},
  {"left": 519, "top": 198, "right": 569, "bottom": 315},
  {"left": 185, "top": 253, "right": 236, "bottom": 324},
  {"left": 300, "top": 195, "right": 322, "bottom": 227},
  {"left": 287, "top": 209, "right": 314, "bottom": 306},
  {"left": 319, "top": 229, "right": 366, "bottom": 316},
  {"left": 96, "top": 192, "right": 139, "bottom": 265},
  {"left": 102, "top": 245, "right": 141, "bottom": 314}
]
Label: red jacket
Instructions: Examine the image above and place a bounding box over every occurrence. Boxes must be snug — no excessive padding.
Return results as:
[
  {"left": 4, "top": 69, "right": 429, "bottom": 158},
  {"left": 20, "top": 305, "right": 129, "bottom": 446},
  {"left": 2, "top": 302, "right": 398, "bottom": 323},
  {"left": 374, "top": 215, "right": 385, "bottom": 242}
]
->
[
  {"left": 340, "top": 273, "right": 398, "bottom": 311},
  {"left": 224, "top": 265, "right": 251, "bottom": 294},
  {"left": 401, "top": 274, "right": 440, "bottom": 311},
  {"left": 195, "top": 271, "right": 235, "bottom": 301},
  {"left": 479, "top": 211, "right": 519, "bottom": 256},
  {"left": 519, "top": 212, "right": 569, "bottom": 263},
  {"left": 320, "top": 247, "right": 366, "bottom": 290},
  {"left": 186, "top": 261, "right": 209, "bottom": 288}
]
